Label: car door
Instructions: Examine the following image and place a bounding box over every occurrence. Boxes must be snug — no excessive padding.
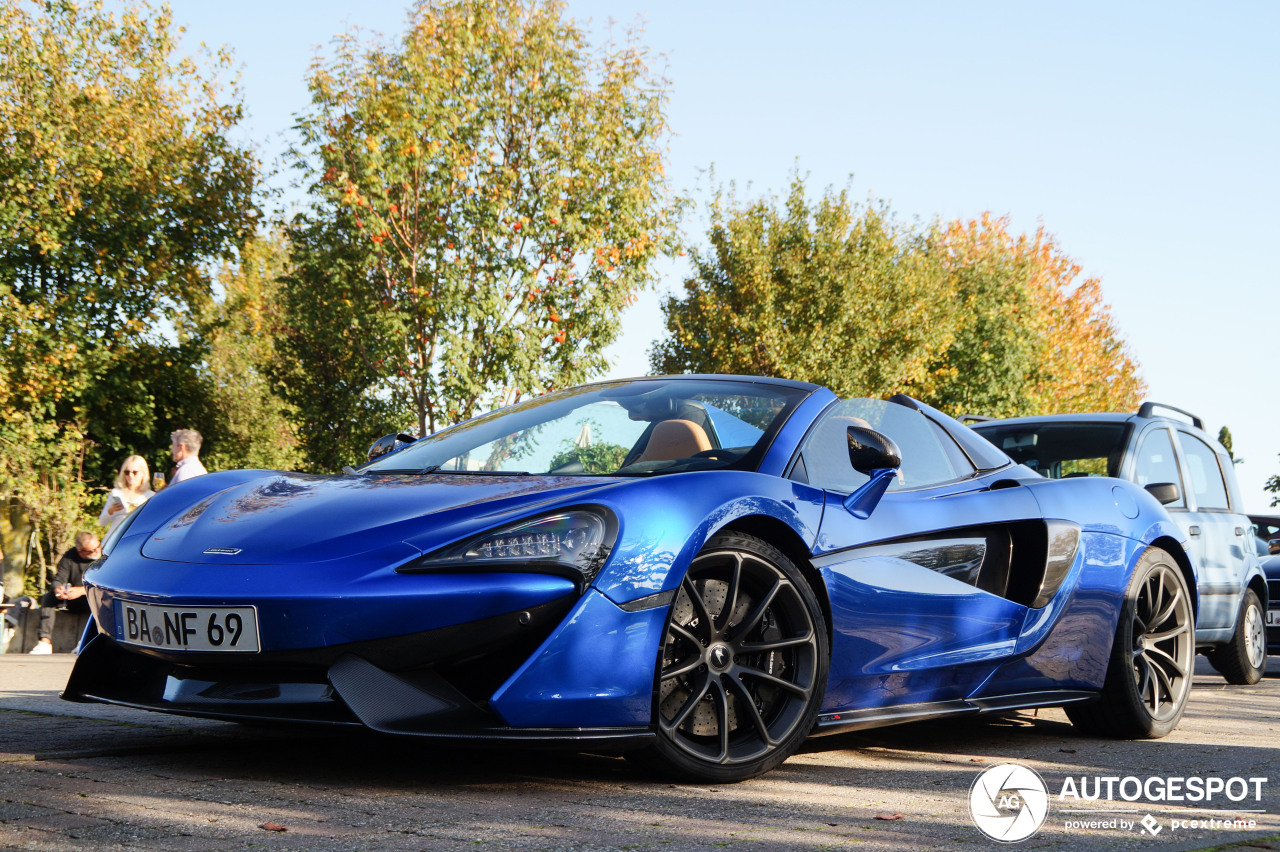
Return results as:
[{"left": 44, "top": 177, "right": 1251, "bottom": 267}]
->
[
  {"left": 1173, "top": 430, "right": 1250, "bottom": 635},
  {"left": 795, "top": 399, "right": 1043, "bottom": 713}
]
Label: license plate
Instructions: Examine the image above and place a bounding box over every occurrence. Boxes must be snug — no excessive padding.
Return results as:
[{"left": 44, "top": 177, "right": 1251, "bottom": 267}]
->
[
  {"left": 115, "top": 601, "right": 260, "bottom": 652},
  {"left": 1268, "top": 609, "right": 1279, "bottom": 627}
]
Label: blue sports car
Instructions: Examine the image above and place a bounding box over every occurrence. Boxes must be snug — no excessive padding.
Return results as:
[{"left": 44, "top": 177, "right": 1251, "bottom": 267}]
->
[{"left": 66, "top": 376, "right": 1199, "bottom": 782}]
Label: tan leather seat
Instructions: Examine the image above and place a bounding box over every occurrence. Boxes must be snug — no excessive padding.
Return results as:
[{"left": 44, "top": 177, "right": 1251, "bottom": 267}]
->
[{"left": 636, "top": 419, "right": 713, "bottom": 463}]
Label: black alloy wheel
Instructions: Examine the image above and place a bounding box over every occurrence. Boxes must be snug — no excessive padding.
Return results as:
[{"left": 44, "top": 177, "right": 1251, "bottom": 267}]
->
[
  {"left": 641, "top": 532, "right": 828, "bottom": 782},
  {"left": 1067, "top": 546, "right": 1194, "bottom": 738}
]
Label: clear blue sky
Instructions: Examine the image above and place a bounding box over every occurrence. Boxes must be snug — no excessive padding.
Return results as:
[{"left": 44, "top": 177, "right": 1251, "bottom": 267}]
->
[{"left": 165, "top": 0, "right": 1280, "bottom": 511}]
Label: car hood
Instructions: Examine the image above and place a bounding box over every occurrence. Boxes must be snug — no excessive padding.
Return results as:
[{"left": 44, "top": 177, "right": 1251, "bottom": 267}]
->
[{"left": 139, "top": 471, "right": 616, "bottom": 566}]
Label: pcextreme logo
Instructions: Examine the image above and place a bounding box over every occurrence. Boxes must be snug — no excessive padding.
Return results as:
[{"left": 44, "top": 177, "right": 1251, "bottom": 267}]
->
[{"left": 969, "top": 763, "right": 1050, "bottom": 842}]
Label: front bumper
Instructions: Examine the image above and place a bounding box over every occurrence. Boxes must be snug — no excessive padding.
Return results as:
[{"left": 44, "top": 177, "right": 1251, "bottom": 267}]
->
[
  {"left": 63, "top": 633, "right": 653, "bottom": 747},
  {"left": 65, "top": 587, "right": 672, "bottom": 740}
]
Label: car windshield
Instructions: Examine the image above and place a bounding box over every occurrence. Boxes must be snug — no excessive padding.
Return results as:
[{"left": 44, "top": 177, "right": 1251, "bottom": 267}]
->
[
  {"left": 362, "top": 378, "right": 809, "bottom": 476},
  {"left": 972, "top": 422, "right": 1129, "bottom": 479}
]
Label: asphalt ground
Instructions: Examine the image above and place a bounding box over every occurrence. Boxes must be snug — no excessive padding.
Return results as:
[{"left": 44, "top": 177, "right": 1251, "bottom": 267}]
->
[{"left": 1, "top": 655, "right": 1278, "bottom": 851}]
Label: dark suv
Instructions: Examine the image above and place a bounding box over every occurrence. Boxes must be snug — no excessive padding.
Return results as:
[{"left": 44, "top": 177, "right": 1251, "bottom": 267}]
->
[
  {"left": 971, "top": 403, "right": 1268, "bottom": 684},
  {"left": 1250, "top": 513, "right": 1280, "bottom": 655}
]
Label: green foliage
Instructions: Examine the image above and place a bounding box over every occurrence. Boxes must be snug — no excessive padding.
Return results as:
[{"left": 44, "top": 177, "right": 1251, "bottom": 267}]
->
[
  {"left": 0, "top": 0, "right": 258, "bottom": 373},
  {"left": 0, "top": 0, "right": 260, "bottom": 586},
  {"left": 911, "top": 214, "right": 1146, "bottom": 417},
  {"left": 655, "top": 182, "right": 1145, "bottom": 419},
  {"left": 651, "top": 174, "right": 955, "bottom": 398},
  {"left": 548, "top": 441, "right": 629, "bottom": 475},
  {"left": 287, "top": 0, "right": 679, "bottom": 451},
  {"left": 1217, "top": 426, "right": 1234, "bottom": 460},
  {"left": 0, "top": 422, "right": 95, "bottom": 596},
  {"left": 274, "top": 215, "right": 404, "bottom": 472},
  {"left": 190, "top": 230, "right": 303, "bottom": 473},
  {"left": 1266, "top": 461, "right": 1279, "bottom": 508}
]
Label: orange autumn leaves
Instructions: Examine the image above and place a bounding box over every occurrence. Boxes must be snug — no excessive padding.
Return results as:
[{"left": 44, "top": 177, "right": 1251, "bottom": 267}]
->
[
  {"left": 290, "top": 0, "right": 678, "bottom": 436},
  {"left": 654, "top": 179, "right": 1144, "bottom": 419},
  {"left": 920, "top": 213, "right": 1146, "bottom": 417}
]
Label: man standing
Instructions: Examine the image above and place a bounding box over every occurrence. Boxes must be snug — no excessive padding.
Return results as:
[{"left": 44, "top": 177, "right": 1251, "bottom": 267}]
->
[
  {"left": 169, "top": 429, "right": 208, "bottom": 485},
  {"left": 29, "top": 532, "right": 99, "bottom": 654}
]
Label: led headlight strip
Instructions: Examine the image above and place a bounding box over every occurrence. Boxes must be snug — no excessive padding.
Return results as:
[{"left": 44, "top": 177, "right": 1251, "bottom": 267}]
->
[{"left": 399, "top": 508, "right": 616, "bottom": 584}]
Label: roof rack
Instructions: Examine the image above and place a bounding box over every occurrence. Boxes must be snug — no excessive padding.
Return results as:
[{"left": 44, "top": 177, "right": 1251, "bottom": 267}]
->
[
  {"left": 956, "top": 414, "right": 994, "bottom": 425},
  {"left": 1137, "top": 402, "right": 1203, "bottom": 430}
]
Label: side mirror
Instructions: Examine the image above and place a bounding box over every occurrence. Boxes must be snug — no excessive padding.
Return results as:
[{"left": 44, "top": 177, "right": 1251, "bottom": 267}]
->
[
  {"left": 847, "top": 426, "right": 902, "bottom": 475},
  {"left": 367, "top": 432, "right": 417, "bottom": 464},
  {"left": 1143, "top": 482, "right": 1181, "bottom": 506},
  {"left": 843, "top": 427, "right": 902, "bottom": 520},
  {"left": 1269, "top": 538, "right": 1280, "bottom": 555}
]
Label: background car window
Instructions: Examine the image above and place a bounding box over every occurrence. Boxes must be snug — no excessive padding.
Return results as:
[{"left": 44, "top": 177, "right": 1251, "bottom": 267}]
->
[
  {"left": 1133, "top": 428, "right": 1186, "bottom": 509},
  {"left": 1177, "top": 433, "right": 1230, "bottom": 510},
  {"left": 972, "top": 422, "right": 1127, "bottom": 479},
  {"left": 799, "top": 399, "right": 961, "bottom": 493}
]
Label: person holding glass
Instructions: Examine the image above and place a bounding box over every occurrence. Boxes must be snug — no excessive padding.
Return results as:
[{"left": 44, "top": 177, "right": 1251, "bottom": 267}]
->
[{"left": 98, "top": 455, "right": 155, "bottom": 536}]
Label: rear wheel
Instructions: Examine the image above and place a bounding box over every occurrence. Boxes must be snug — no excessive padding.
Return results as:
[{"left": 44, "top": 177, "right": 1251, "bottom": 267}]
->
[
  {"left": 1207, "top": 589, "right": 1265, "bottom": 685},
  {"left": 1067, "top": 546, "right": 1194, "bottom": 738},
  {"left": 637, "top": 533, "right": 828, "bottom": 782}
]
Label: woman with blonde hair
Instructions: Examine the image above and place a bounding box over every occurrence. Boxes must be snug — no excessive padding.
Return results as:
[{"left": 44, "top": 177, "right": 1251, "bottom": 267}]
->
[{"left": 98, "top": 455, "right": 155, "bottom": 535}]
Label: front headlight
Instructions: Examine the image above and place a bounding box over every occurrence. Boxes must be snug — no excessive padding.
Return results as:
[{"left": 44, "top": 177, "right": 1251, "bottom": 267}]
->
[{"left": 398, "top": 508, "right": 616, "bottom": 584}]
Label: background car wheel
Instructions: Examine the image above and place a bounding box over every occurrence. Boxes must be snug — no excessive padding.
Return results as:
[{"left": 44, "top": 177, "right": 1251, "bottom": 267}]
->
[
  {"left": 636, "top": 532, "right": 828, "bottom": 783},
  {"left": 1066, "top": 546, "right": 1194, "bottom": 738},
  {"left": 1206, "top": 589, "right": 1266, "bottom": 685}
]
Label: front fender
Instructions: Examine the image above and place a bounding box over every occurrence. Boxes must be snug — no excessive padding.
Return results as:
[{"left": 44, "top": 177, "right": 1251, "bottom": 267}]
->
[{"left": 588, "top": 472, "right": 825, "bottom": 606}]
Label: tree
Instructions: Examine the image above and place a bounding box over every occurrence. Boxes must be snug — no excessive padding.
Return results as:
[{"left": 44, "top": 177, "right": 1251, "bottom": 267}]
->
[
  {"left": 274, "top": 215, "right": 405, "bottom": 472},
  {"left": 910, "top": 214, "right": 1146, "bottom": 417},
  {"left": 651, "top": 175, "right": 956, "bottom": 398},
  {"left": 286, "top": 0, "right": 678, "bottom": 452},
  {"left": 189, "top": 230, "right": 303, "bottom": 473},
  {"left": 0, "top": 422, "right": 93, "bottom": 596},
  {"left": 548, "top": 441, "right": 629, "bottom": 475},
  {"left": 1266, "top": 462, "right": 1279, "bottom": 508},
  {"left": 0, "top": 0, "right": 258, "bottom": 383},
  {"left": 1217, "top": 426, "right": 1234, "bottom": 460},
  {"left": 0, "top": 0, "right": 259, "bottom": 588}
]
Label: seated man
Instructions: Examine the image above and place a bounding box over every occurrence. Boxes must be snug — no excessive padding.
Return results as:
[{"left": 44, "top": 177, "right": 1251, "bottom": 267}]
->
[{"left": 29, "top": 531, "right": 100, "bottom": 654}]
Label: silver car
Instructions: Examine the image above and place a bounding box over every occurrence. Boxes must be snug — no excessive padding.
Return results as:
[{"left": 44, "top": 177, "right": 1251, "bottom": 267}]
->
[{"left": 972, "top": 403, "right": 1268, "bottom": 684}]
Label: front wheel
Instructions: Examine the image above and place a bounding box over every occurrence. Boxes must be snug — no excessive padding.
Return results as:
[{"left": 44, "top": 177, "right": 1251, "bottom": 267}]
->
[
  {"left": 636, "top": 533, "right": 828, "bottom": 783},
  {"left": 1066, "top": 546, "right": 1194, "bottom": 738},
  {"left": 1207, "top": 589, "right": 1266, "bottom": 685}
]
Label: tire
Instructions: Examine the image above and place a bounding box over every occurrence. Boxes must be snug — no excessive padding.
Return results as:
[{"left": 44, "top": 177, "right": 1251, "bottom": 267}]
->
[
  {"left": 636, "top": 532, "right": 829, "bottom": 783},
  {"left": 1066, "top": 546, "right": 1194, "bottom": 738},
  {"left": 1207, "top": 589, "right": 1266, "bottom": 685}
]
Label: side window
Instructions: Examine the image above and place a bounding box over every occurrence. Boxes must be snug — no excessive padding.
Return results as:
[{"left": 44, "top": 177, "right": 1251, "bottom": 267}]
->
[
  {"left": 1133, "top": 428, "right": 1185, "bottom": 509},
  {"left": 798, "top": 399, "right": 963, "bottom": 493},
  {"left": 928, "top": 420, "right": 978, "bottom": 478},
  {"left": 1177, "top": 433, "right": 1230, "bottom": 511}
]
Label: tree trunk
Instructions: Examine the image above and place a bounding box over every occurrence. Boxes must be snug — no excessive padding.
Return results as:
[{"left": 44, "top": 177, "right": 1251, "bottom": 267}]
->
[{"left": 1, "top": 497, "right": 33, "bottom": 599}]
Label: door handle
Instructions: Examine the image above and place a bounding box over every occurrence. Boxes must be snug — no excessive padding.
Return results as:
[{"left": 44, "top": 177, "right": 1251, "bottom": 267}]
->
[
  {"left": 1188, "top": 525, "right": 1201, "bottom": 536},
  {"left": 1235, "top": 527, "right": 1245, "bottom": 536}
]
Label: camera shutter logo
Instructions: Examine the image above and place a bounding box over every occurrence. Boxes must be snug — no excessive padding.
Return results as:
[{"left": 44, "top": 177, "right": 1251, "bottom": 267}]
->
[{"left": 969, "top": 762, "right": 1050, "bottom": 842}]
